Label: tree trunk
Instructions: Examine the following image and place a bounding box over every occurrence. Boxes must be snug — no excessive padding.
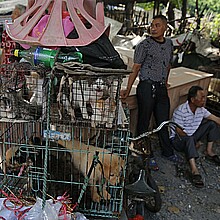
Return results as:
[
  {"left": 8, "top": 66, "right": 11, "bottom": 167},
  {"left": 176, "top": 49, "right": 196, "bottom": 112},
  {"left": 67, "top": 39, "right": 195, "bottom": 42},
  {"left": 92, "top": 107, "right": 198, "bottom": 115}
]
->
[
  {"left": 153, "top": 0, "right": 160, "bottom": 16},
  {"left": 167, "top": 2, "right": 175, "bottom": 30},
  {"left": 178, "top": 0, "right": 187, "bottom": 34},
  {"left": 125, "top": 2, "right": 134, "bottom": 30}
]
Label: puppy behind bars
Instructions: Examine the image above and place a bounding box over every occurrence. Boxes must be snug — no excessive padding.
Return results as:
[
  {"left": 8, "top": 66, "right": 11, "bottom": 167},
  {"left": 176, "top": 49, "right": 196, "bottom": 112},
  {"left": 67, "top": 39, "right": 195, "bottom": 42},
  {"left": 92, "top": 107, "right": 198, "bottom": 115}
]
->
[
  {"left": 58, "top": 139, "right": 125, "bottom": 203},
  {"left": 5, "top": 137, "right": 125, "bottom": 202},
  {"left": 5, "top": 137, "right": 73, "bottom": 196}
]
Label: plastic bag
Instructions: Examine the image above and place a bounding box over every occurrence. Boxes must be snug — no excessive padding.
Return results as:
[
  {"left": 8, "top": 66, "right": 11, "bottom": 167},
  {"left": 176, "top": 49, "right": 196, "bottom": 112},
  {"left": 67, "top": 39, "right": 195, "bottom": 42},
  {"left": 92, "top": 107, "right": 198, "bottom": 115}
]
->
[
  {"left": 0, "top": 198, "right": 28, "bottom": 220},
  {"left": 63, "top": 33, "right": 127, "bottom": 69},
  {"left": 24, "top": 197, "right": 62, "bottom": 220},
  {"left": 58, "top": 212, "right": 88, "bottom": 220},
  {"left": 0, "top": 197, "right": 88, "bottom": 220},
  {"left": 74, "top": 212, "right": 89, "bottom": 220}
]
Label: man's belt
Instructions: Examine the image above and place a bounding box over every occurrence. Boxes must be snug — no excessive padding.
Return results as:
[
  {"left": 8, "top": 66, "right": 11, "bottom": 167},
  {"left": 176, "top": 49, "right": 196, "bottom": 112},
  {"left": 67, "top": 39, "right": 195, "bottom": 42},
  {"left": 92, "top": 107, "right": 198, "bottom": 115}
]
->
[{"left": 141, "top": 79, "right": 165, "bottom": 86}]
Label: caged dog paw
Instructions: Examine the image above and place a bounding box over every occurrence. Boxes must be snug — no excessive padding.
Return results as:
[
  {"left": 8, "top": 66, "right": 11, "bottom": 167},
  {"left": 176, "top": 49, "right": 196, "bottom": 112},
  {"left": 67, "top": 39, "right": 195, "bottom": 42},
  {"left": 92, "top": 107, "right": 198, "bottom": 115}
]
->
[
  {"left": 91, "top": 192, "right": 102, "bottom": 203},
  {"left": 102, "top": 189, "right": 111, "bottom": 201},
  {"left": 91, "top": 189, "right": 111, "bottom": 203}
]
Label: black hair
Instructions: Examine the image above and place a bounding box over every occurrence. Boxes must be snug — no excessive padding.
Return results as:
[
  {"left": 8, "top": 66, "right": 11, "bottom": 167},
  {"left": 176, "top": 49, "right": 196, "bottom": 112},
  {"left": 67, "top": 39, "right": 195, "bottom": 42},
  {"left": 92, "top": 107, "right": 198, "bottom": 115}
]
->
[
  {"left": 153, "top": 14, "right": 168, "bottom": 24},
  {"left": 187, "top": 86, "right": 203, "bottom": 102}
]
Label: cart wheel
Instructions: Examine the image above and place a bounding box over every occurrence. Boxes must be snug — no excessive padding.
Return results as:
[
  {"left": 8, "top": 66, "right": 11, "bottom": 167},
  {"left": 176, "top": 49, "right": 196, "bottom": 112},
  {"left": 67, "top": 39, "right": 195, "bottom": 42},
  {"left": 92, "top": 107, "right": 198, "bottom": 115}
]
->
[
  {"left": 124, "top": 197, "right": 137, "bottom": 219},
  {"left": 143, "top": 174, "right": 162, "bottom": 212}
]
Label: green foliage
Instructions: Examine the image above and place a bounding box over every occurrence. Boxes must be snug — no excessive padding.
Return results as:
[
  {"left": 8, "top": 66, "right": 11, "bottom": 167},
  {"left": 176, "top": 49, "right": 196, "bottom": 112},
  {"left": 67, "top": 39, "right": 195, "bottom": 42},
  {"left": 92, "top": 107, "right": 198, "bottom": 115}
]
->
[
  {"left": 201, "top": 14, "right": 220, "bottom": 40},
  {"left": 137, "top": 0, "right": 219, "bottom": 14},
  {"left": 186, "top": 0, "right": 219, "bottom": 14},
  {"left": 136, "top": 2, "right": 154, "bottom": 11}
]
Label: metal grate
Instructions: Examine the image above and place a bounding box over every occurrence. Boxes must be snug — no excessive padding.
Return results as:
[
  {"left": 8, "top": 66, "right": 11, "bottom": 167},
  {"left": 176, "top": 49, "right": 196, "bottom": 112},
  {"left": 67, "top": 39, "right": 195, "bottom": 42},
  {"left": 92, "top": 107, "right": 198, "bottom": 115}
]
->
[
  {"left": 0, "top": 62, "right": 130, "bottom": 218},
  {"left": 207, "top": 74, "right": 220, "bottom": 117},
  {"left": 0, "top": 123, "right": 129, "bottom": 218},
  {"left": 0, "top": 62, "right": 44, "bottom": 121}
]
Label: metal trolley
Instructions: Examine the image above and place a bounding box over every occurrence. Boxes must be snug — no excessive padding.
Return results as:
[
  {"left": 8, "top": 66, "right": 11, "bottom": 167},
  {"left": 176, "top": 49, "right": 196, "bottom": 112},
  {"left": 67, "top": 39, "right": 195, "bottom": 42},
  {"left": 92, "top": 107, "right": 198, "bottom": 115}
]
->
[{"left": 0, "top": 62, "right": 130, "bottom": 219}]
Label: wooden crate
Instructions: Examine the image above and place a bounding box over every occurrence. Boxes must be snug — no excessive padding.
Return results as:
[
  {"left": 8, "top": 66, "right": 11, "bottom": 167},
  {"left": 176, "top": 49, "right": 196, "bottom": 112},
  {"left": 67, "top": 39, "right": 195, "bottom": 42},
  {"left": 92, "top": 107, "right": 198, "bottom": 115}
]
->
[
  {"left": 121, "top": 67, "right": 213, "bottom": 135},
  {"left": 168, "top": 67, "right": 213, "bottom": 116}
]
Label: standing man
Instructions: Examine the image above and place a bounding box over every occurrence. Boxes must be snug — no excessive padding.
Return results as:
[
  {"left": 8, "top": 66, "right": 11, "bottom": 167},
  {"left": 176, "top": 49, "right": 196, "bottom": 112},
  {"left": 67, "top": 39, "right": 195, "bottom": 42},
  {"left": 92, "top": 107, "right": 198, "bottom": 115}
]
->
[
  {"left": 170, "top": 86, "right": 220, "bottom": 187},
  {"left": 121, "top": 15, "right": 183, "bottom": 170}
]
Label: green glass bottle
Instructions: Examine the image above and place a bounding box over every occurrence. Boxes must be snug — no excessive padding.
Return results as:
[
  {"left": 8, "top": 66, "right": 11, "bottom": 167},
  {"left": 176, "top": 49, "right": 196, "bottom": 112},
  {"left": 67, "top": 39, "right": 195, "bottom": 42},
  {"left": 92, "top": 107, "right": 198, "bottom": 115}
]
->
[{"left": 56, "top": 51, "right": 83, "bottom": 63}]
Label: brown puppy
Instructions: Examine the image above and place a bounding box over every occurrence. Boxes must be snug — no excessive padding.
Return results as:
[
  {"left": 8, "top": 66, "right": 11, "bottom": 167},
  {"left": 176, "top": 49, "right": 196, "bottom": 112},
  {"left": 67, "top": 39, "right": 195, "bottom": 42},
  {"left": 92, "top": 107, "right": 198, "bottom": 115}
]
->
[
  {"left": 5, "top": 146, "right": 19, "bottom": 166},
  {"left": 58, "top": 139, "right": 125, "bottom": 203}
]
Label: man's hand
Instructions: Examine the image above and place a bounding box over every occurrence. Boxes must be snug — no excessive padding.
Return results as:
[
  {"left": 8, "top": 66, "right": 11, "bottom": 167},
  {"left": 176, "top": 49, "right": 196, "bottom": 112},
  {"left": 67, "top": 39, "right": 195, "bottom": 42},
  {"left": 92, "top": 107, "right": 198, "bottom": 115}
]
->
[
  {"left": 120, "top": 63, "right": 140, "bottom": 101},
  {"left": 207, "top": 114, "right": 220, "bottom": 126},
  {"left": 176, "top": 127, "right": 187, "bottom": 137},
  {"left": 166, "top": 83, "right": 171, "bottom": 88},
  {"left": 120, "top": 89, "right": 129, "bottom": 99}
]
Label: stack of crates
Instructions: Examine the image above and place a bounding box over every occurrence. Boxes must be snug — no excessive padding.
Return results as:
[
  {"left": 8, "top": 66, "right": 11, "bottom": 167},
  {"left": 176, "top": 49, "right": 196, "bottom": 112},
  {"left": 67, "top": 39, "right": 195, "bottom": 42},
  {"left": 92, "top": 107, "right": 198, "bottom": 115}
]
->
[{"left": 0, "top": 62, "right": 130, "bottom": 219}]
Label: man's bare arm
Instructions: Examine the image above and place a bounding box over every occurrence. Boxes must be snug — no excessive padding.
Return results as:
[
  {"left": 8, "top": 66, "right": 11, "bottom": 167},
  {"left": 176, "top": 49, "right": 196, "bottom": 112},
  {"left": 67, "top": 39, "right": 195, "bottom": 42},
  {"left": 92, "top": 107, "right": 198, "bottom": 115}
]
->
[
  {"left": 207, "top": 114, "right": 220, "bottom": 125},
  {"left": 120, "top": 63, "right": 141, "bottom": 98},
  {"left": 175, "top": 127, "right": 187, "bottom": 137}
]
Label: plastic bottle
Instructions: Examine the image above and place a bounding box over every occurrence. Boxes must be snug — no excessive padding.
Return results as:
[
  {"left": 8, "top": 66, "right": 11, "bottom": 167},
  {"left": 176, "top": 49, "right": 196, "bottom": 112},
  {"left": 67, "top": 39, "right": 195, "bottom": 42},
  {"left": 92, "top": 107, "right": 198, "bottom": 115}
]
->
[
  {"left": 14, "top": 47, "right": 58, "bottom": 68},
  {"left": 56, "top": 51, "right": 83, "bottom": 63},
  {"left": 13, "top": 47, "right": 83, "bottom": 68}
]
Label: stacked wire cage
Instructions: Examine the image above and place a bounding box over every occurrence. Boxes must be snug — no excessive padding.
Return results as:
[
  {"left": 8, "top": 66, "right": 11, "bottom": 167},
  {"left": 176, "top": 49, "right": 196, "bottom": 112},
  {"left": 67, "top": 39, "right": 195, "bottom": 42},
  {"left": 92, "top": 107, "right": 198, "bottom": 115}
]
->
[
  {"left": 0, "top": 61, "right": 130, "bottom": 219},
  {"left": 206, "top": 70, "right": 220, "bottom": 117}
]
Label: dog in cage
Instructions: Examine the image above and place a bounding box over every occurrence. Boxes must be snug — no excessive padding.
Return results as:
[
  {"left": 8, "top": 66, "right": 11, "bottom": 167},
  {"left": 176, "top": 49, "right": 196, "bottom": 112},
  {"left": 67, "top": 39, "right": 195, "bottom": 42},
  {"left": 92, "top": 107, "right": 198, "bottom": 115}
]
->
[
  {"left": 58, "top": 139, "right": 125, "bottom": 203},
  {"left": 4, "top": 137, "right": 74, "bottom": 196},
  {"left": 0, "top": 64, "right": 43, "bottom": 120},
  {"left": 0, "top": 89, "right": 42, "bottom": 120},
  {"left": 57, "top": 76, "right": 117, "bottom": 126},
  {"left": 5, "top": 135, "right": 125, "bottom": 202}
]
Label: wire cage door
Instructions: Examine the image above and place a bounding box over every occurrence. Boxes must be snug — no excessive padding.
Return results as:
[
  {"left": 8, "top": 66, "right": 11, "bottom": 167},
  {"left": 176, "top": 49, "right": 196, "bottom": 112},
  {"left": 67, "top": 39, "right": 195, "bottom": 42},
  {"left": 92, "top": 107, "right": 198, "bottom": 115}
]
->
[{"left": 0, "top": 63, "right": 130, "bottom": 219}]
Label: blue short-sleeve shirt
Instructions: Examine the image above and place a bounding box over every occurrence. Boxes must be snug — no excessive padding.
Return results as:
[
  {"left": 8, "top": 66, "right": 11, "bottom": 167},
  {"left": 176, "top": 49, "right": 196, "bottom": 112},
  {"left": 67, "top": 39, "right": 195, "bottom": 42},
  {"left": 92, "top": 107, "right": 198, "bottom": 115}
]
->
[{"left": 134, "top": 36, "right": 173, "bottom": 82}]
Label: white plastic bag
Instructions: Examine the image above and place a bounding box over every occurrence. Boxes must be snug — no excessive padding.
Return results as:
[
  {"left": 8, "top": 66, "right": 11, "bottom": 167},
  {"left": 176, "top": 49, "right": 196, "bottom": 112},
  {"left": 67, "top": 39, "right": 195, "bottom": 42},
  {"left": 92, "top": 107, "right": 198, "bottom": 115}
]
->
[
  {"left": 0, "top": 198, "right": 28, "bottom": 220},
  {"left": 75, "top": 212, "right": 89, "bottom": 220},
  {"left": 24, "top": 197, "right": 62, "bottom": 220}
]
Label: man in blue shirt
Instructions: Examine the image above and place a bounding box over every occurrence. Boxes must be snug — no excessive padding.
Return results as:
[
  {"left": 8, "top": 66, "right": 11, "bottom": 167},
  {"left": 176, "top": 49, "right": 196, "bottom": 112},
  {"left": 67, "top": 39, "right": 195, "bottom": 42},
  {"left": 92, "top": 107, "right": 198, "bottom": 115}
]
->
[{"left": 121, "top": 15, "right": 183, "bottom": 170}]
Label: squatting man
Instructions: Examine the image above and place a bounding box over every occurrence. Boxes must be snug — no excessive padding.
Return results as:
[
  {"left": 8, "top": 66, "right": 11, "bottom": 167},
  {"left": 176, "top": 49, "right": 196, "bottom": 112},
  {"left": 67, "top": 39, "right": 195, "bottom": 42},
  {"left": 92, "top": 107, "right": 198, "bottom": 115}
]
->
[{"left": 170, "top": 86, "right": 220, "bottom": 188}]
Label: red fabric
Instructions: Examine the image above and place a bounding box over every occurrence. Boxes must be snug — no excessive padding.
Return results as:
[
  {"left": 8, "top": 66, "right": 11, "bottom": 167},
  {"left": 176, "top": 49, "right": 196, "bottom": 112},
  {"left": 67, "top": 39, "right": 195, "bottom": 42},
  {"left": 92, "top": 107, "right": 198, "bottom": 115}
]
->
[
  {"left": 0, "top": 30, "right": 25, "bottom": 88},
  {"left": 1, "top": 30, "right": 17, "bottom": 65},
  {"left": 128, "top": 215, "right": 144, "bottom": 220}
]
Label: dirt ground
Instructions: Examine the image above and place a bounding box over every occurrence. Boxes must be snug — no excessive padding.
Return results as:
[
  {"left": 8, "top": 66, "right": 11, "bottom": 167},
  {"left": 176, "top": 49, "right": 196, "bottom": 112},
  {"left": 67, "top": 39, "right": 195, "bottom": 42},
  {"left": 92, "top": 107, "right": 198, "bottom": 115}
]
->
[
  {"left": 94, "top": 136, "right": 220, "bottom": 220},
  {"left": 140, "top": 137, "right": 220, "bottom": 220}
]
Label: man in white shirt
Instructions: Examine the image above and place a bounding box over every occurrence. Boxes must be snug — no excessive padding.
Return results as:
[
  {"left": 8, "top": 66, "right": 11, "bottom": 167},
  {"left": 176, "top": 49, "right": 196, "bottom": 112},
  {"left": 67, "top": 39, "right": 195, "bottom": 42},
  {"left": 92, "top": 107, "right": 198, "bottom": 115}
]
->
[{"left": 170, "top": 86, "right": 220, "bottom": 188}]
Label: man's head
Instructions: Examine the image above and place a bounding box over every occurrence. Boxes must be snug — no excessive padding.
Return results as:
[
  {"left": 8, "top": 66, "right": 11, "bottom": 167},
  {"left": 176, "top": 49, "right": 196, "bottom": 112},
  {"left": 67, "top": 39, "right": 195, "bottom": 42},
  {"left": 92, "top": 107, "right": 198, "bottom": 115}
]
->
[
  {"left": 150, "top": 15, "right": 168, "bottom": 41},
  {"left": 11, "top": 4, "right": 26, "bottom": 22},
  {"left": 187, "top": 86, "right": 206, "bottom": 107}
]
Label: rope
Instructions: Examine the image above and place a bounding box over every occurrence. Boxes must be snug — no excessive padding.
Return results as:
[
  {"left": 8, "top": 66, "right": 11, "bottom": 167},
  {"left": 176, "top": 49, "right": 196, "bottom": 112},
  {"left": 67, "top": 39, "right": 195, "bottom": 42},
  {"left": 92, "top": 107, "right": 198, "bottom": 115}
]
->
[
  {"left": 0, "top": 189, "right": 74, "bottom": 219},
  {"left": 54, "top": 62, "right": 131, "bottom": 75},
  {"left": 42, "top": 70, "right": 53, "bottom": 209},
  {"left": 57, "top": 192, "right": 72, "bottom": 220},
  {"left": 76, "top": 151, "right": 106, "bottom": 205},
  {"left": 57, "top": 74, "right": 67, "bottom": 120},
  {"left": 0, "top": 189, "right": 31, "bottom": 220}
]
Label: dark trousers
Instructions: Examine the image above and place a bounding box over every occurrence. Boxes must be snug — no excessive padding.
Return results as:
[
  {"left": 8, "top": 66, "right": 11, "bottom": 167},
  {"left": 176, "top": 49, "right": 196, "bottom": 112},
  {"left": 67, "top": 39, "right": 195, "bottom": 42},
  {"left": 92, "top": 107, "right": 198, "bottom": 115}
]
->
[
  {"left": 171, "top": 120, "right": 220, "bottom": 160},
  {"left": 136, "top": 80, "right": 174, "bottom": 157}
]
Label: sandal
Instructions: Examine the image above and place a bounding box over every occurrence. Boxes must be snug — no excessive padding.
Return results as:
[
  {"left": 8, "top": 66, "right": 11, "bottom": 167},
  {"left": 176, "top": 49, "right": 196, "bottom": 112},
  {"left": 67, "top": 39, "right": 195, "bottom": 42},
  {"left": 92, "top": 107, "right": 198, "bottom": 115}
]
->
[
  {"left": 205, "top": 155, "right": 220, "bottom": 165},
  {"left": 149, "top": 157, "right": 159, "bottom": 171},
  {"left": 191, "top": 174, "right": 204, "bottom": 188},
  {"left": 166, "top": 154, "right": 184, "bottom": 164}
]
